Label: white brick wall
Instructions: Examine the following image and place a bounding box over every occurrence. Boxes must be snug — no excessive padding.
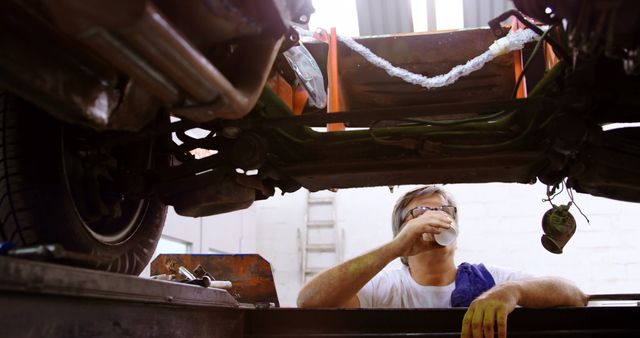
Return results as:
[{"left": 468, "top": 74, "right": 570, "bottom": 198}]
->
[
  {"left": 141, "top": 206, "right": 258, "bottom": 276},
  {"left": 253, "top": 189, "right": 308, "bottom": 307},
  {"left": 447, "top": 183, "right": 640, "bottom": 294}
]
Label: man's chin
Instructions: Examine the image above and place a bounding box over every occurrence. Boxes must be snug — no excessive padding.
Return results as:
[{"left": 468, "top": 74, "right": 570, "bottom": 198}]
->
[
  {"left": 430, "top": 241, "right": 455, "bottom": 251},
  {"left": 415, "top": 244, "right": 454, "bottom": 256}
]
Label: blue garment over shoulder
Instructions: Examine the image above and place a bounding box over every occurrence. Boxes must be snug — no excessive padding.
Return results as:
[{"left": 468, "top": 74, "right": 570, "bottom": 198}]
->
[{"left": 451, "top": 262, "right": 496, "bottom": 307}]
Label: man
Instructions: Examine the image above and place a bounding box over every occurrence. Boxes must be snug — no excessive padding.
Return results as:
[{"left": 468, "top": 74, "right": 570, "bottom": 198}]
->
[{"left": 297, "top": 186, "right": 588, "bottom": 338}]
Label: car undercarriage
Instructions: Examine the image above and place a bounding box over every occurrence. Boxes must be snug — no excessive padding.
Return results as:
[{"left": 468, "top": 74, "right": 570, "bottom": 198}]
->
[{"left": 0, "top": 0, "right": 639, "bottom": 275}]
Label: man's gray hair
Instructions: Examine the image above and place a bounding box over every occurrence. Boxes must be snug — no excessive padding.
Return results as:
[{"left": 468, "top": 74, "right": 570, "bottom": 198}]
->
[{"left": 391, "top": 185, "right": 458, "bottom": 266}]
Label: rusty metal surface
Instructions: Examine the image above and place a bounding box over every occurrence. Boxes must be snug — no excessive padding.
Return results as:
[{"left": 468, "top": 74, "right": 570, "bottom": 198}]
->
[
  {"left": 75, "top": 29, "right": 182, "bottom": 105},
  {"left": 340, "top": 29, "right": 514, "bottom": 109},
  {"left": 2, "top": 295, "right": 244, "bottom": 338},
  {"left": 0, "top": 256, "right": 238, "bottom": 307},
  {"left": 306, "top": 28, "right": 515, "bottom": 125},
  {"left": 151, "top": 254, "right": 280, "bottom": 307},
  {"left": 3, "top": 0, "right": 306, "bottom": 128},
  {"left": 153, "top": 0, "right": 264, "bottom": 45},
  {"left": 1, "top": 1, "right": 168, "bottom": 130},
  {"left": 44, "top": 0, "right": 182, "bottom": 105},
  {"left": 153, "top": 0, "right": 313, "bottom": 46},
  {"left": 153, "top": 0, "right": 315, "bottom": 46},
  {"left": 107, "top": 81, "right": 164, "bottom": 131},
  {"left": 121, "top": 3, "right": 225, "bottom": 103},
  {"left": 44, "top": 0, "right": 286, "bottom": 122},
  {"left": 0, "top": 1, "right": 121, "bottom": 129},
  {"left": 0, "top": 256, "right": 242, "bottom": 338}
]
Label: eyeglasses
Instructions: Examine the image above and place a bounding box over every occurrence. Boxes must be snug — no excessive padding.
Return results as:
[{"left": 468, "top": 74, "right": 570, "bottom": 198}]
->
[{"left": 402, "top": 205, "right": 457, "bottom": 223}]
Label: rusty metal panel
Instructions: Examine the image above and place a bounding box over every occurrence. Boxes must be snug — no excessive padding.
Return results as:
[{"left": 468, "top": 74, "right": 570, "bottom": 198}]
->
[
  {"left": 0, "top": 256, "right": 238, "bottom": 308},
  {"left": 0, "top": 1, "right": 123, "bottom": 130},
  {"left": 336, "top": 28, "right": 514, "bottom": 113},
  {"left": 151, "top": 254, "right": 280, "bottom": 307},
  {"left": 1, "top": 294, "right": 244, "bottom": 338},
  {"left": 0, "top": 256, "right": 243, "bottom": 337}
]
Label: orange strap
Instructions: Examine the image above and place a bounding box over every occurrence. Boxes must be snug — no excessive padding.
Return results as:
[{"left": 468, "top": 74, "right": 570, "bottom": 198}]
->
[
  {"left": 327, "top": 27, "right": 346, "bottom": 131},
  {"left": 512, "top": 18, "right": 527, "bottom": 99}
]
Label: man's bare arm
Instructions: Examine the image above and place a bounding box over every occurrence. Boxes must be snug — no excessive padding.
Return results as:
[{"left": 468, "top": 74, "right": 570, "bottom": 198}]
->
[
  {"left": 513, "top": 277, "right": 588, "bottom": 308},
  {"left": 297, "top": 210, "right": 453, "bottom": 308},
  {"left": 461, "top": 277, "right": 588, "bottom": 338},
  {"left": 296, "top": 243, "right": 397, "bottom": 308}
]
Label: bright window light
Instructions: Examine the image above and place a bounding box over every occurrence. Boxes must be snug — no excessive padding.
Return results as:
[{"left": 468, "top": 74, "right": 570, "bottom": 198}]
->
[
  {"left": 157, "top": 236, "right": 191, "bottom": 254},
  {"left": 410, "top": 0, "right": 429, "bottom": 32},
  {"left": 602, "top": 122, "right": 640, "bottom": 131},
  {"left": 411, "top": 0, "right": 463, "bottom": 32},
  {"left": 435, "top": 0, "right": 463, "bottom": 30},
  {"left": 308, "top": 0, "right": 360, "bottom": 37},
  {"left": 310, "top": 126, "right": 369, "bottom": 133}
]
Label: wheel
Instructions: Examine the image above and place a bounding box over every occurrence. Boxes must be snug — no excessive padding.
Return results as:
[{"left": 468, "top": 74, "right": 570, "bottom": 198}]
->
[{"left": 0, "top": 91, "right": 168, "bottom": 275}]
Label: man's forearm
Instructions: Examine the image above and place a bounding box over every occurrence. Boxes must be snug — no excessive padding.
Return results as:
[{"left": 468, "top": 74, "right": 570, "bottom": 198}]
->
[
  {"left": 510, "top": 277, "right": 589, "bottom": 308},
  {"left": 461, "top": 276, "right": 588, "bottom": 338},
  {"left": 297, "top": 243, "right": 398, "bottom": 308}
]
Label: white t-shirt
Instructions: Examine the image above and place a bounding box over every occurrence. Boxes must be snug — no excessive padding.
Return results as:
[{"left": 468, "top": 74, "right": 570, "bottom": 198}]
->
[{"left": 357, "top": 264, "right": 532, "bottom": 308}]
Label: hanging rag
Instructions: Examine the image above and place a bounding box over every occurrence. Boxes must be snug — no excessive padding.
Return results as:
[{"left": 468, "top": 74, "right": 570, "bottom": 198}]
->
[{"left": 451, "top": 262, "right": 496, "bottom": 307}]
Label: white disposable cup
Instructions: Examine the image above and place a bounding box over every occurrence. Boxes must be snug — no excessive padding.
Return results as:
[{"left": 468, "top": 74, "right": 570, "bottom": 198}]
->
[{"left": 434, "top": 222, "right": 458, "bottom": 246}]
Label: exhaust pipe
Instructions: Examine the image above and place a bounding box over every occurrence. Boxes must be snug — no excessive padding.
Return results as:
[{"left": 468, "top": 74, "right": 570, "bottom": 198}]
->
[{"left": 47, "top": 0, "right": 284, "bottom": 121}]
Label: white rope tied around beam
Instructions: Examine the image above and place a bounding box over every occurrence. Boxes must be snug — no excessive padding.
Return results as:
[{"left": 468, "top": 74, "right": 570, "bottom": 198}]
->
[{"left": 336, "top": 28, "right": 544, "bottom": 89}]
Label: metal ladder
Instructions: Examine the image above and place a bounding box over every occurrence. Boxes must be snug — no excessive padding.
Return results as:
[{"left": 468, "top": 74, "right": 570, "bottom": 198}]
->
[{"left": 300, "top": 190, "right": 342, "bottom": 283}]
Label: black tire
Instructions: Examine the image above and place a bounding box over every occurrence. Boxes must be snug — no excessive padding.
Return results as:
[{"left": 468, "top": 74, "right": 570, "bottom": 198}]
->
[{"left": 0, "top": 91, "right": 167, "bottom": 275}]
